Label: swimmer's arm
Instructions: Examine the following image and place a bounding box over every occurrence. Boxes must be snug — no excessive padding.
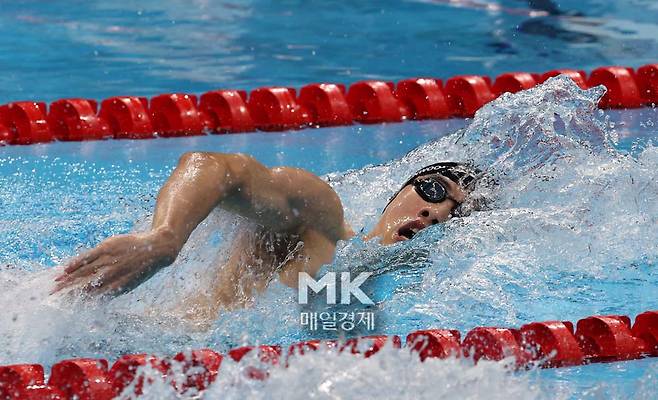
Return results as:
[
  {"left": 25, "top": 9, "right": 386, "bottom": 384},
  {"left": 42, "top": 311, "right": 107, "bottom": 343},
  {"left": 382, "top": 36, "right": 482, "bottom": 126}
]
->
[
  {"left": 55, "top": 151, "right": 346, "bottom": 295},
  {"left": 54, "top": 152, "right": 242, "bottom": 295},
  {"left": 151, "top": 152, "right": 347, "bottom": 254},
  {"left": 148, "top": 151, "right": 250, "bottom": 256}
]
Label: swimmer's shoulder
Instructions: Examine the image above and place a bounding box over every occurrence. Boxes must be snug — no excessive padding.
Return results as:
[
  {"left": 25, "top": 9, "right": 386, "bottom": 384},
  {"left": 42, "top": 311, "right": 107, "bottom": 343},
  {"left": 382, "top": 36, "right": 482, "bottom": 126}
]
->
[{"left": 269, "top": 166, "right": 352, "bottom": 242}]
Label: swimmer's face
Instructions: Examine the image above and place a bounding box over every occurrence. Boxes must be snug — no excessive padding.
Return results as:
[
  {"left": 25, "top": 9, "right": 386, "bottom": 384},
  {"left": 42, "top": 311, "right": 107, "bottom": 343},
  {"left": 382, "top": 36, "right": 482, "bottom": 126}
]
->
[{"left": 367, "top": 174, "right": 466, "bottom": 245}]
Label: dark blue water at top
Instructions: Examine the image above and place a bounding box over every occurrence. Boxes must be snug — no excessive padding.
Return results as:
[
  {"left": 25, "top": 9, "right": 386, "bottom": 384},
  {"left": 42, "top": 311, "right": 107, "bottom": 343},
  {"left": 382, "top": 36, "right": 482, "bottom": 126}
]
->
[{"left": 1, "top": 0, "right": 657, "bottom": 104}]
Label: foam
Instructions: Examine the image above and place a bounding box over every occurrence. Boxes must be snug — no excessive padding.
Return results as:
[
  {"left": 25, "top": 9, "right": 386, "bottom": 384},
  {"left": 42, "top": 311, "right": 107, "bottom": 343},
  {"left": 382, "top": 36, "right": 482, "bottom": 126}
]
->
[
  {"left": 1, "top": 76, "right": 657, "bottom": 398},
  {"left": 126, "top": 345, "right": 547, "bottom": 400}
]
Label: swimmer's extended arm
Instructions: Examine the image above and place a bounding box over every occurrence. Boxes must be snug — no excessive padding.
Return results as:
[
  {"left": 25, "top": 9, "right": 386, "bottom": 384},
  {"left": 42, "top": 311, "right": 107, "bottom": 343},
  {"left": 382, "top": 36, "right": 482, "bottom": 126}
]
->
[{"left": 54, "top": 152, "right": 346, "bottom": 296}]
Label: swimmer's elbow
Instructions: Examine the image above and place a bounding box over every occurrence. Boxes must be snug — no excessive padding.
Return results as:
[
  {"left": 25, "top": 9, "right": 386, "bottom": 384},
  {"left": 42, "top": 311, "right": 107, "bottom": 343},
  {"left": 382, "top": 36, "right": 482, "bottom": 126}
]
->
[
  {"left": 176, "top": 152, "right": 256, "bottom": 191},
  {"left": 177, "top": 151, "right": 230, "bottom": 172}
]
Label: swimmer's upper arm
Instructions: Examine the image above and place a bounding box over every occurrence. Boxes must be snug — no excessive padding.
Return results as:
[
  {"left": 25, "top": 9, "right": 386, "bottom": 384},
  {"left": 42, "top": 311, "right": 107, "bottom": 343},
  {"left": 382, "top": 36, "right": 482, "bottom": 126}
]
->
[
  {"left": 278, "top": 229, "right": 336, "bottom": 288},
  {"left": 269, "top": 166, "right": 347, "bottom": 241},
  {"left": 206, "top": 153, "right": 345, "bottom": 240}
]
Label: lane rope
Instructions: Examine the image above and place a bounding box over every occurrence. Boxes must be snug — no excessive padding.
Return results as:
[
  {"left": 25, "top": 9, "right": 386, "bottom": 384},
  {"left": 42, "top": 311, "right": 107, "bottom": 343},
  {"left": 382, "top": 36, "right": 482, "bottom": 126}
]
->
[
  {"left": 1, "top": 310, "right": 657, "bottom": 398},
  {"left": 1, "top": 65, "right": 657, "bottom": 396},
  {"left": 0, "top": 65, "right": 657, "bottom": 146}
]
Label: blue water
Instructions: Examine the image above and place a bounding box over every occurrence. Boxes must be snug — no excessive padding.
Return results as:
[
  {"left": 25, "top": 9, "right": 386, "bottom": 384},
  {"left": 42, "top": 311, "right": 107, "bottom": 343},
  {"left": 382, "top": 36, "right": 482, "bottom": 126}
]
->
[
  {"left": 1, "top": 1, "right": 658, "bottom": 399},
  {"left": 1, "top": 0, "right": 658, "bottom": 103},
  {"left": 1, "top": 78, "right": 657, "bottom": 399}
]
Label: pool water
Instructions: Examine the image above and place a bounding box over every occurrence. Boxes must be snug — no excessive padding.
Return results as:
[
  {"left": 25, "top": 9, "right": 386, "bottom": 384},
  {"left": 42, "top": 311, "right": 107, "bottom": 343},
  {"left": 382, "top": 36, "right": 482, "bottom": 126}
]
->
[
  {"left": 1, "top": 77, "right": 657, "bottom": 399},
  {"left": 2, "top": 0, "right": 658, "bottom": 102},
  {"left": 1, "top": 1, "right": 658, "bottom": 399}
]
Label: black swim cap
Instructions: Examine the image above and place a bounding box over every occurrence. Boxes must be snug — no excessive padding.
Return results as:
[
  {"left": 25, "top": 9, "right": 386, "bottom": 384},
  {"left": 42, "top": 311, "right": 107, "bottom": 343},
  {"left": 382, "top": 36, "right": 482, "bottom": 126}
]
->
[{"left": 399, "top": 162, "right": 481, "bottom": 190}]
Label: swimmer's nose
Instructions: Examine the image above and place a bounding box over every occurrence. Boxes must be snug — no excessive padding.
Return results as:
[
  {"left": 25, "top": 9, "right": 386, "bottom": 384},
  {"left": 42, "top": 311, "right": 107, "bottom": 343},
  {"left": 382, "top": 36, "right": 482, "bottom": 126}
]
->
[{"left": 418, "top": 208, "right": 441, "bottom": 225}]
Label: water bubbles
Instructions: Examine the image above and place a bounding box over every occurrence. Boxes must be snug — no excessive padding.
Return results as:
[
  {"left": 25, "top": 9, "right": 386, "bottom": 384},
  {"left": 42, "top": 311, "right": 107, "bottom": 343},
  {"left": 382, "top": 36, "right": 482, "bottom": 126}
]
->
[
  {"left": 328, "top": 75, "right": 657, "bottom": 331},
  {"left": 0, "top": 76, "right": 656, "bottom": 397},
  {"left": 91, "top": 275, "right": 104, "bottom": 288},
  {"left": 200, "top": 345, "right": 541, "bottom": 400}
]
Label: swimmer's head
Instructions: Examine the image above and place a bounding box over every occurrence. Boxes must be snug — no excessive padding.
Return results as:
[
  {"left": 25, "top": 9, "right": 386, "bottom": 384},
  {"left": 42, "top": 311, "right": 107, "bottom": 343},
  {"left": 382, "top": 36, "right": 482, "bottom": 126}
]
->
[{"left": 367, "top": 162, "right": 483, "bottom": 245}]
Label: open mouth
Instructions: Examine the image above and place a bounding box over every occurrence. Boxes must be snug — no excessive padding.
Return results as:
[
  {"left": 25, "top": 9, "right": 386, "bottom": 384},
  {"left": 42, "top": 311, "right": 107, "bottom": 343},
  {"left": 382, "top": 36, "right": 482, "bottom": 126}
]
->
[{"left": 396, "top": 220, "right": 426, "bottom": 241}]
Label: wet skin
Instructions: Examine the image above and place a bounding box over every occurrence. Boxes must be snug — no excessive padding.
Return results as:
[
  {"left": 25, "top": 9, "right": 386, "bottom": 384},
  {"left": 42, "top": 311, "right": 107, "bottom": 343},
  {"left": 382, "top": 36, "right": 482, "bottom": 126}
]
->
[
  {"left": 366, "top": 175, "right": 465, "bottom": 245},
  {"left": 53, "top": 152, "right": 466, "bottom": 315}
]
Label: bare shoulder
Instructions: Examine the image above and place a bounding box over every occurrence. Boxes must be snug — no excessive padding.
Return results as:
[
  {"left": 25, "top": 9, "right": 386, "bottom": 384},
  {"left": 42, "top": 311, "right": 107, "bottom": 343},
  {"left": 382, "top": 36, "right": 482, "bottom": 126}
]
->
[
  {"left": 206, "top": 152, "right": 270, "bottom": 176},
  {"left": 270, "top": 166, "right": 348, "bottom": 242},
  {"left": 197, "top": 152, "right": 349, "bottom": 242}
]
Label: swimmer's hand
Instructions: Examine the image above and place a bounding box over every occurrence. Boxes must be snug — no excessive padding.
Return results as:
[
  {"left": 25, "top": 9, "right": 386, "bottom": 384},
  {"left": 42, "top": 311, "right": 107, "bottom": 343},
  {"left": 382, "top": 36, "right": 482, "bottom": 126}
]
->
[{"left": 52, "top": 230, "right": 178, "bottom": 297}]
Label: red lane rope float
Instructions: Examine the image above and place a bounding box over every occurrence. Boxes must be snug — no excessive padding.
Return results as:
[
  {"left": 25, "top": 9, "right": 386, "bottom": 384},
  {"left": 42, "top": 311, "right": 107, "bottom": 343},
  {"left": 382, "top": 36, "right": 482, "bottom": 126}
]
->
[
  {"left": 199, "top": 90, "right": 254, "bottom": 133},
  {"left": 346, "top": 81, "right": 404, "bottom": 123},
  {"left": 396, "top": 78, "right": 451, "bottom": 120},
  {"left": 98, "top": 97, "right": 154, "bottom": 139},
  {"left": 637, "top": 64, "right": 658, "bottom": 104},
  {"left": 1, "top": 310, "right": 657, "bottom": 399},
  {"left": 298, "top": 83, "right": 352, "bottom": 126},
  {"left": 540, "top": 69, "right": 588, "bottom": 89},
  {"left": 48, "top": 99, "right": 112, "bottom": 142},
  {"left": 248, "top": 87, "right": 311, "bottom": 131},
  {"left": 518, "top": 321, "right": 583, "bottom": 367},
  {"left": 109, "top": 354, "right": 169, "bottom": 396},
  {"left": 588, "top": 67, "right": 644, "bottom": 109},
  {"left": 47, "top": 358, "right": 115, "bottom": 400},
  {"left": 492, "top": 72, "right": 538, "bottom": 96},
  {"left": 1, "top": 63, "right": 657, "bottom": 146},
  {"left": 444, "top": 75, "right": 496, "bottom": 118},
  {"left": 149, "top": 94, "right": 206, "bottom": 138},
  {"left": 0, "top": 101, "right": 52, "bottom": 145}
]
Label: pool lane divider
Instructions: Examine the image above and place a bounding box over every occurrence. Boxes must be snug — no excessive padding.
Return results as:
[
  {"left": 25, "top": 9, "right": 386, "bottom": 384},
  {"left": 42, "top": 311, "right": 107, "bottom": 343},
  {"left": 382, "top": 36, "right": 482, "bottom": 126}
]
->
[
  {"left": 1, "top": 311, "right": 657, "bottom": 399},
  {"left": 0, "top": 64, "right": 657, "bottom": 146}
]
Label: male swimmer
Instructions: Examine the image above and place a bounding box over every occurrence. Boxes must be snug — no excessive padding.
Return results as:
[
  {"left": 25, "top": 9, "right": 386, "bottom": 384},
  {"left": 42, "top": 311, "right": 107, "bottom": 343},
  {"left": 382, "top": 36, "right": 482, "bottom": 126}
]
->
[{"left": 54, "top": 153, "right": 481, "bottom": 316}]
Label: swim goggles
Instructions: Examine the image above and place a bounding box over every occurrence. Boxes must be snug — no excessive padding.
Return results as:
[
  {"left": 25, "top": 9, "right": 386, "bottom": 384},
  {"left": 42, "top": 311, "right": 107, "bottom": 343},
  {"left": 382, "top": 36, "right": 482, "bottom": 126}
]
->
[
  {"left": 412, "top": 174, "right": 457, "bottom": 204},
  {"left": 382, "top": 162, "right": 479, "bottom": 214}
]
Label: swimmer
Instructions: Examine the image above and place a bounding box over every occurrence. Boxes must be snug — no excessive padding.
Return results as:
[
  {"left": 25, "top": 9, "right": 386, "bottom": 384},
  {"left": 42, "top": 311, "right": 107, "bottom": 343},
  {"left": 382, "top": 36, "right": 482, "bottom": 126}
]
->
[{"left": 53, "top": 153, "right": 482, "bottom": 315}]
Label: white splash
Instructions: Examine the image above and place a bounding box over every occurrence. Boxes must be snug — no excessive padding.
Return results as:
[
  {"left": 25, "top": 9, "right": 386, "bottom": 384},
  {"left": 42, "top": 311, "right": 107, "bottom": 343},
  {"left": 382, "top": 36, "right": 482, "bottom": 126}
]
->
[{"left": 0, "top": 76, "right": 656, "bottom": 399}]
